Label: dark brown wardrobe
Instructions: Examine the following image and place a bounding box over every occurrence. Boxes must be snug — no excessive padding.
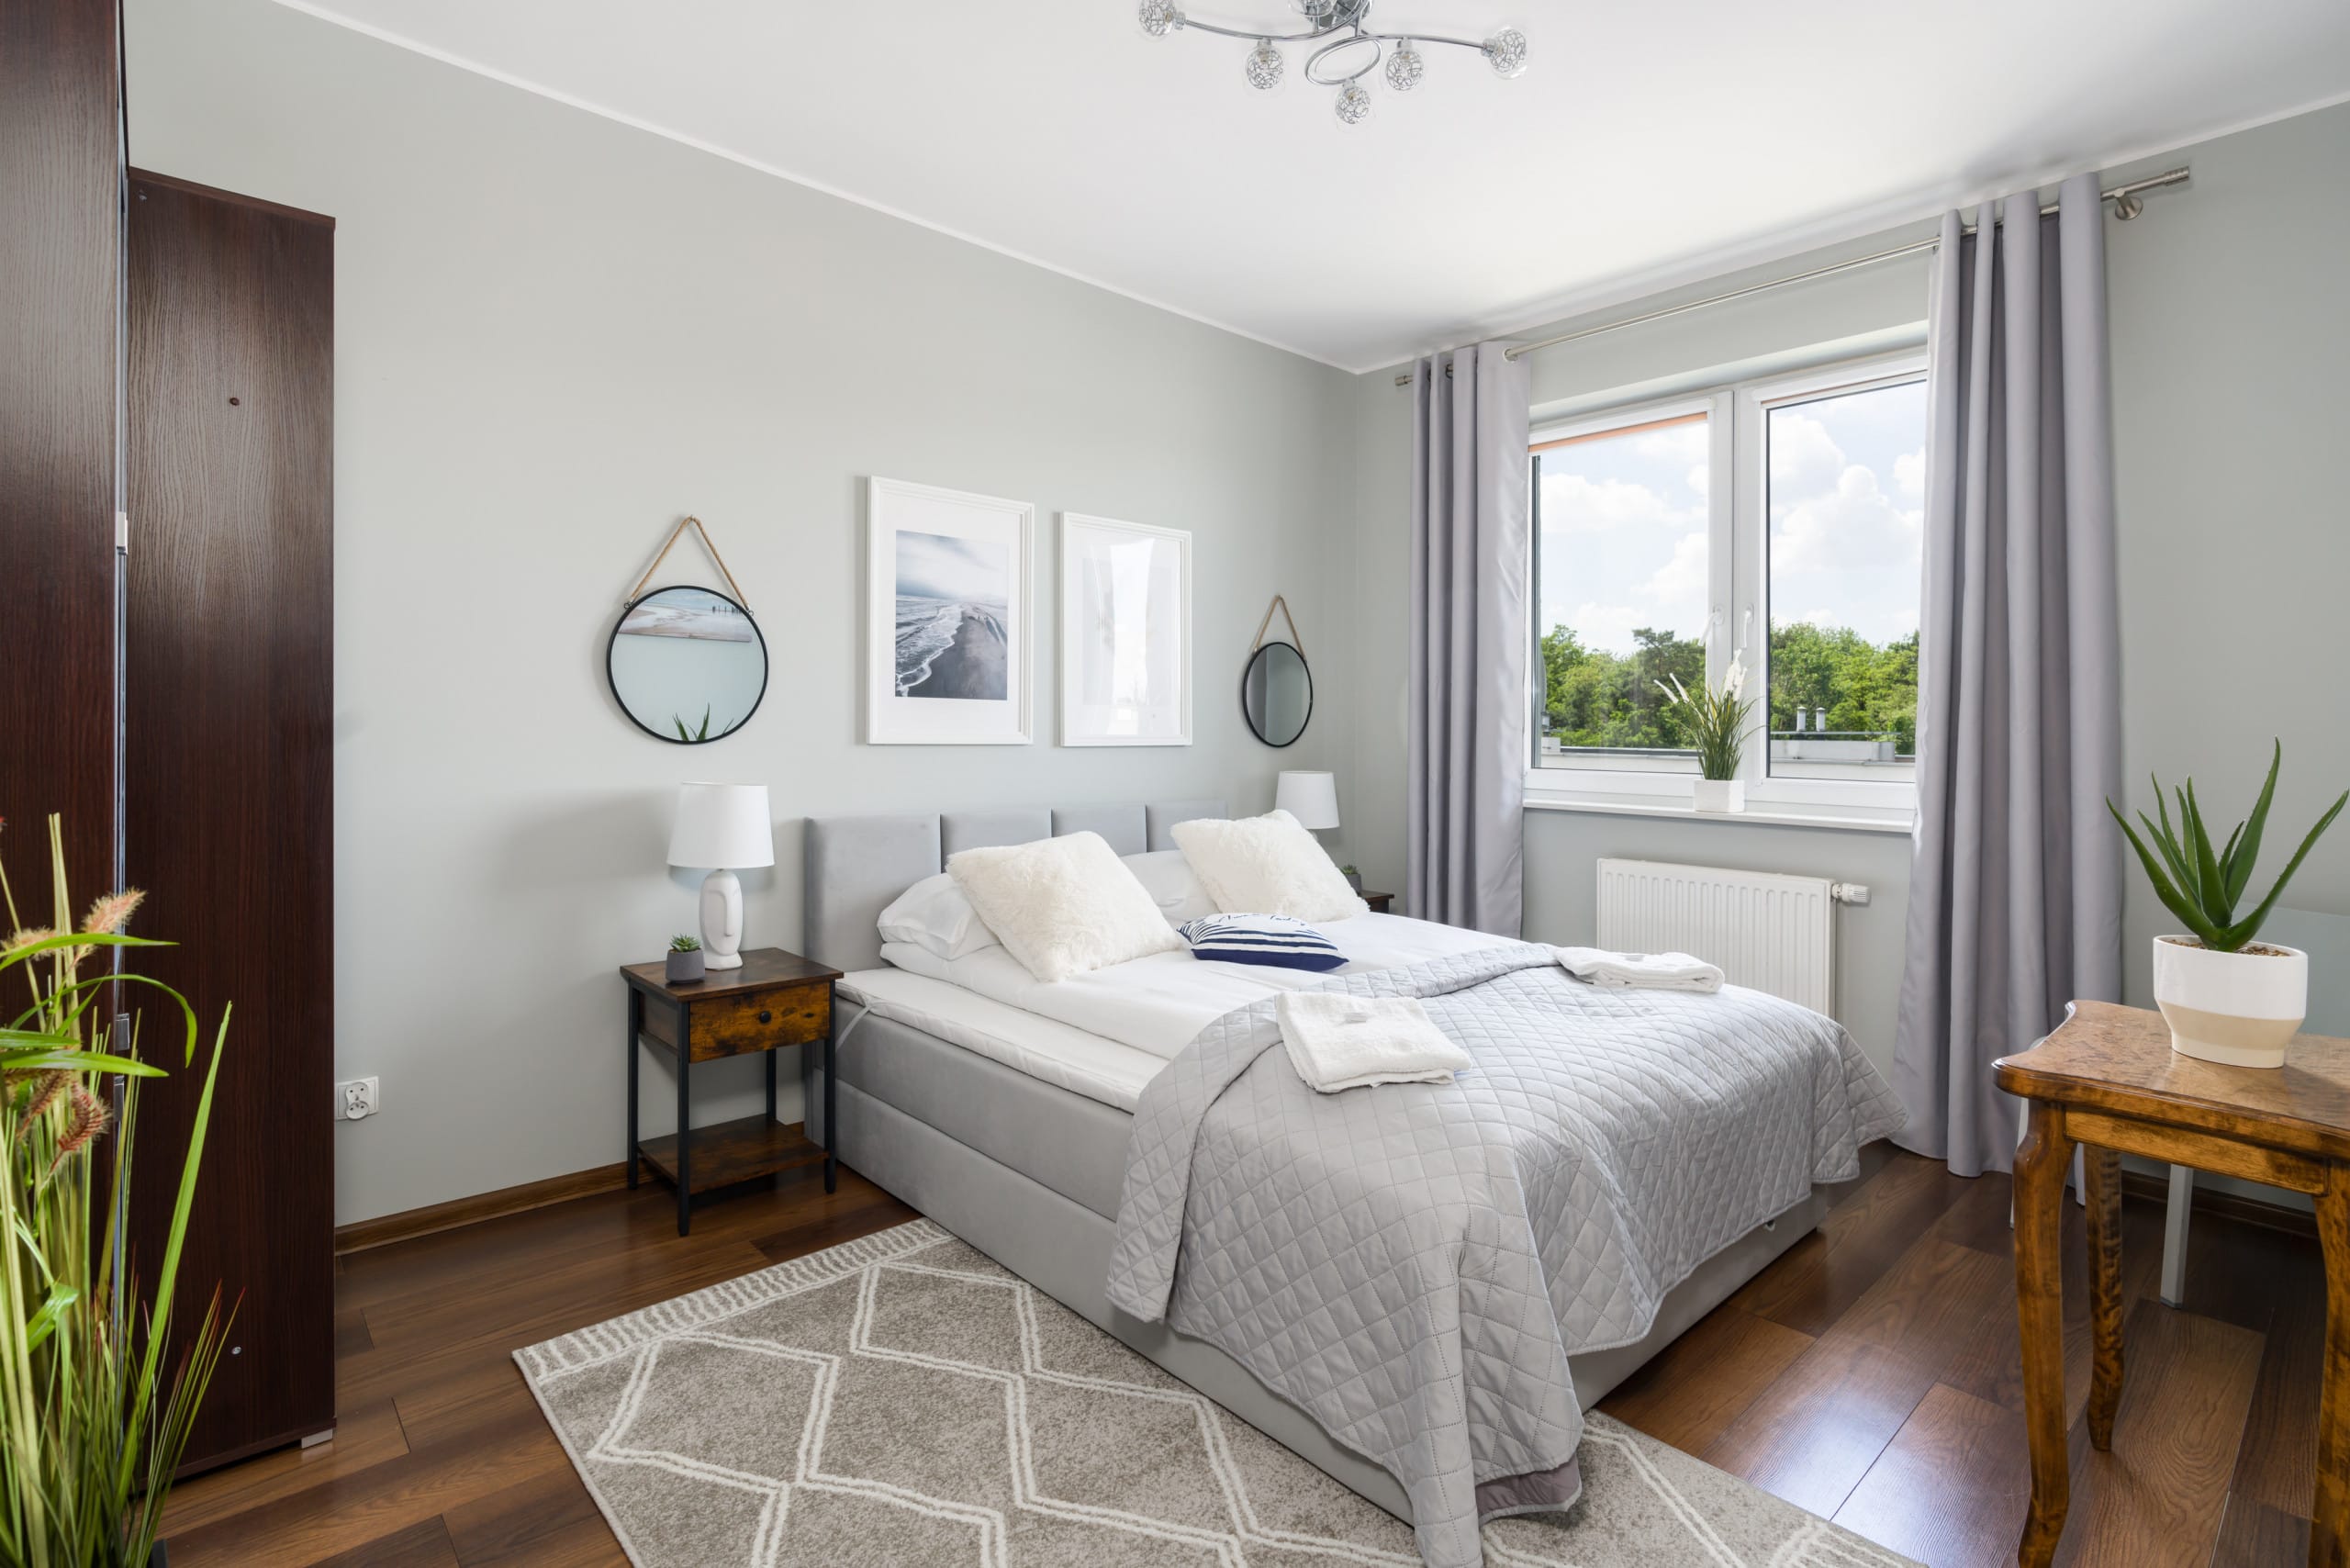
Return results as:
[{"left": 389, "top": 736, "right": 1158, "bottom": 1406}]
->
[{"left": 2, "top": 0, "right": 337, "bottom": 1473}]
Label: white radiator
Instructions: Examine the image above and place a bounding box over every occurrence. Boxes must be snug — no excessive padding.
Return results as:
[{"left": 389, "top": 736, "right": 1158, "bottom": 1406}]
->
[{"left": 1595, "top": 858, "right": 1838, "bottom": 1017}]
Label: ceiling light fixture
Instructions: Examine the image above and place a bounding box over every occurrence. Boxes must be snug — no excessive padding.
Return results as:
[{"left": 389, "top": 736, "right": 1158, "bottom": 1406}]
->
[{"left": 1138, "top": 0, "right": 1528, "bottom": 127}]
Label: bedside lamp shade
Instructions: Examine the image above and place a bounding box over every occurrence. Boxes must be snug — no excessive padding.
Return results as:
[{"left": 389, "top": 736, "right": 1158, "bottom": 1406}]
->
[
  {"left": 666, "top": 783, "right": 773, "bottom": 972},
  {"left": 1275, "top": 770, "right": 1340, "bottom": 831},
  {"left": 667, "top": 782, "right": 775, "bottom": 870}
]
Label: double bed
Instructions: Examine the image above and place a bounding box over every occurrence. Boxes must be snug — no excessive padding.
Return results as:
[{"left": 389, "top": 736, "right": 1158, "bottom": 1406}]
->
[{"left": 800, "top": 798, "right": 1897, "bottom": 1566}]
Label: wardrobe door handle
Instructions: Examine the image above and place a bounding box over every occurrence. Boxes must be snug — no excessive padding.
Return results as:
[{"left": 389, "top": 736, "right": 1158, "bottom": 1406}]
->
[{"left": 757, "top": 1010, "right": 773, "bottom": 1025}]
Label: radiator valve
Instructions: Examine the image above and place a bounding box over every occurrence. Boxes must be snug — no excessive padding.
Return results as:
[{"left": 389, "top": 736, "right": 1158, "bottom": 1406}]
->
[{"left": 1830, "top": 882, "right": 1871, "bottom": 906}]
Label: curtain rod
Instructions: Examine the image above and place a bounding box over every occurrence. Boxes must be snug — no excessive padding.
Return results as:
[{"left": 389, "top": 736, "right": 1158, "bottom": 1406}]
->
[{"left": 1393, "top": 166, "right": 2190, "bottom": 386}]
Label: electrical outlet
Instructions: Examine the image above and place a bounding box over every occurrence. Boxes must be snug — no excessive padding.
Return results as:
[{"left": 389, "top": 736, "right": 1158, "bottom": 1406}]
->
[{"left": 336, "top": 1077, "right": 379, "bottom": 1121}]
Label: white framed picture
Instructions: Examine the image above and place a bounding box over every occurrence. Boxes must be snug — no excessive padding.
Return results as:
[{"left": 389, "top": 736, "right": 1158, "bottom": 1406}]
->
[
  {"left": 1058, "top": 512, "right": 1192, "bottom": 747},
  {"left": 866, "top": 477, "right": 1035, "bottom": 745}
]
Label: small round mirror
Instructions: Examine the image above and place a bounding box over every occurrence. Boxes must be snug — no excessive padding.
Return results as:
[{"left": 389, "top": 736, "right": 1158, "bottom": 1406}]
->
[
  {"left": 1241, "top": 641, "right": 1312, "bottom": 747},
  {"left": 608, "top": 586, "right": 767, "bottom": 744}
]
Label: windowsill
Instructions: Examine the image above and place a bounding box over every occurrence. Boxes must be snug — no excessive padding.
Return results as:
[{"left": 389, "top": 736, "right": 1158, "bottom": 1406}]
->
[{"left": 1522, "top": 790, "right": 1915, "bottom": 835}]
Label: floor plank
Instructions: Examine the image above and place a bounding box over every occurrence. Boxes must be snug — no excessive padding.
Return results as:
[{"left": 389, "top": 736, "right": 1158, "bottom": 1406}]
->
[
  {"left": 158, "top": 1147, "right": 2323, "bottom": 1568},
  {"left": 1831, "top": 1382, "right": 2035, "bottom": 1568},
  {"left": 2046, "top": 1295, "right": 2264, "bottom": 1568},
  {"left": 1706, "top": 1233, "right": 2012, "bottom": 1518},
  {"left": 1598, "top": 1303, "right": 1815, "bottom": 1452},
  {"left": 2209, "top": 1492, "right": 2314, "bottom": 1568}
]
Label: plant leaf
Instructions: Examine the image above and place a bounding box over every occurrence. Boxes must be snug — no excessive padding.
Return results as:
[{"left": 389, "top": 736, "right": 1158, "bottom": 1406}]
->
[
  {"left": 2110, "top": 801, "right": 2223, "bottom": 946},
  {"left": 2216, "top": 788, "right": 2350, "bottom": 951},
  {"left": 2184, "top": 778, "right": 2231, "bottom": 923},
  {"left": 2137, "top": 810, "right": 2199, "bottom": 905},
  {"left": 21, "top": 1281, "right": 80, "bottom": 1352},
  {"left": 2227, "top": 739, "right": 2283, "bottom": 908},
  {"left": 0, "top": 1046, "right": 165, "bottom": 1078}
]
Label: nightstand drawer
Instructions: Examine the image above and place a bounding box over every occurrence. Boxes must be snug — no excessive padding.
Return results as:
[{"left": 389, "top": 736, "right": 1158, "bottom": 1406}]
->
[{"left": 688, "top": 981, "right": 830, "bottom": 1062}]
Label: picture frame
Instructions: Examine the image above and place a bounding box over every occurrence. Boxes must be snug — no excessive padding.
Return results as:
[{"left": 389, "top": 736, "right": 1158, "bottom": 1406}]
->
[
  {"left": 1058, "top": 512, "right": 1192, "bottom": 747},
  {"left": 866, "top": 477, "right": 1035, "bottom": 745}
]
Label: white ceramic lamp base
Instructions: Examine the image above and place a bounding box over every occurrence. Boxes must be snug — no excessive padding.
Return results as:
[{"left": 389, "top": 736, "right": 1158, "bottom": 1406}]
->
[{"left": 699, "top": 867, "right": 745, "bottom": 969}]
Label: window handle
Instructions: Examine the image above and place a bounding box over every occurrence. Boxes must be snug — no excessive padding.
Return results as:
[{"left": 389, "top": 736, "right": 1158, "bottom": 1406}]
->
[{"left": 1740, "top": 606, "right": 1754, "bottom": 654}]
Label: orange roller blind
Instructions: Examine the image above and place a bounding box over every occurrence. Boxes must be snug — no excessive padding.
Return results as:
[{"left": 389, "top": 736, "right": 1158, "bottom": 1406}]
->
[{"left": 1529, "top": 409, "right": 1706, "bottom": 454}]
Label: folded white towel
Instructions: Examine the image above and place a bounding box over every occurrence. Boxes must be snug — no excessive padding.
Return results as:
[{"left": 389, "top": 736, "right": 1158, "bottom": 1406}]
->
[
  {"left": 1275, "top": 991, "right": 1472, "bottom": 1094},
  {"left": 1554, "top": 946, "right": 1725, "bottom": 993}
]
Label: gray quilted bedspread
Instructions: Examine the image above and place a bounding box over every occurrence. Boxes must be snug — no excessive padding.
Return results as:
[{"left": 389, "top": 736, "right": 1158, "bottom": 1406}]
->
[{"left": 1106, "top": 946, "right": 1905, "bottom": 1568}]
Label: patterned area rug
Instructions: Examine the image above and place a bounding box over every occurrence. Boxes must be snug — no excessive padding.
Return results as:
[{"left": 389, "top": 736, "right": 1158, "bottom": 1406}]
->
[{"left": 516, "top": 1220, "right": 1919, "bottom": 1567}]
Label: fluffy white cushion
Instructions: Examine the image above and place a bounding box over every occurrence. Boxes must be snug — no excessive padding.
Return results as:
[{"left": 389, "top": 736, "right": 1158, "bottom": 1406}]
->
[
  {"left": 947, "top": 831, "right": 1183, "bottom": 983},
  {"left": 876, "top": 871, "right": 1002, "bottom": 962},
  {"left": 1171, "top": 810, "right": 1368, "bottom": 923},
  {"left": 1121, "top": 849, "right": 1217, "bottom": 927}
]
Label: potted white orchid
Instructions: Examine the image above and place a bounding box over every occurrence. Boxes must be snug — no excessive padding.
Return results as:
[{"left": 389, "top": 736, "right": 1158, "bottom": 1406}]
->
[{"left": 1657, "top": 657, "right": 1759, "bottom": 812}]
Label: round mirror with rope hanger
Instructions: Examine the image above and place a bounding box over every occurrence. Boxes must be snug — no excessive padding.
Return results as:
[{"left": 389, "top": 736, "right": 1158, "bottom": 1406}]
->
[
  {"left": 1242, "top": 594, "right": 1313, "bottom": 747},
  {"left": 607, "top": 516, "right": 769, "bottom": 745}
]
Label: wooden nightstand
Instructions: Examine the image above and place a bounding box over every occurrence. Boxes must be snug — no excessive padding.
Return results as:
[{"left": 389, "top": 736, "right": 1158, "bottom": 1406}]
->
[
  {"left": 620, "top": 946, "right": 845, "bottom": 1235},
  {"left": 1360, "top": 890, "right": 1393, "bottom": 913}
]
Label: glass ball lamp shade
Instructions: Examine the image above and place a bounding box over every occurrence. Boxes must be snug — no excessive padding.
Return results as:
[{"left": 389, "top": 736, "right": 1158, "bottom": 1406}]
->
[
  {"left": 1137, "top": 0, "right": 1183, "bottom": 37},
  {"left": 666, "top": 781, "right": 774, "bottom": 971},
  {"left": 1332, "top": 82, "right": 1373, "bottom": 125},
  {"left": 1483, "top": 28, "right": 1529, "bottom": 77},
  {"left": 1274, "top": 770, "right": 1341, "bottom": 832},
  {"left": 1244, "top": 39, "right": 1284, "bottom": 90},
  {"left": 1384, "top": 39, "right": 1424, "bottom": 92}
]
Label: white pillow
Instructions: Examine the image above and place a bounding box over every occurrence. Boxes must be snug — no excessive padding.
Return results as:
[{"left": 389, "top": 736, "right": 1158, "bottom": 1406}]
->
[
  {"left": 947, "top": 831, "right": 1183, "bottom": 983},
  {"left": 1121, "top": 849, "right": 1217, "bottom": 926},
  {"left": 876, "top": 871, "right": 1002, "bottom": 962},
  {"left": 1171, "top": 809, "right": 1368, "bottom": 923}
]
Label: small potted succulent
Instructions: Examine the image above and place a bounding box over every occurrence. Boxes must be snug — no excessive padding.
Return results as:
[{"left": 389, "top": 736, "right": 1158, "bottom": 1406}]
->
[
  {"left": 1657, "top": 657, "right": 1757, "bottom": 812},
  {"left": 1339, "top": 864, "right": 1364, "bottom": 892},
  {"left": 665, "top": 933, "right": 706, "bottom": 984},
  {"left": 2110, "top": 742, "right": 2345, "bottom": 1068}
]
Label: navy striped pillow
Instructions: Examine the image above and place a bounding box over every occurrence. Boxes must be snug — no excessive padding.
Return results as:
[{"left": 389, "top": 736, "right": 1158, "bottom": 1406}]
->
[{"left": 1178, "top": 913, "right": 1346, "bottom": 972}]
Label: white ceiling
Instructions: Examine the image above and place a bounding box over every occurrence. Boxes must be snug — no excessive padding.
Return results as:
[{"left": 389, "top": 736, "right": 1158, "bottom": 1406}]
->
[{"left": 281, "top": 0, "right": 2350, "bottom": 372}]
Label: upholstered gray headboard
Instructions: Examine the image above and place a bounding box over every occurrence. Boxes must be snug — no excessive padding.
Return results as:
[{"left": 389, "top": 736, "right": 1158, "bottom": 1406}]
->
[{"left": 803, "top": 799, "right": 1227, "bottom": 973}]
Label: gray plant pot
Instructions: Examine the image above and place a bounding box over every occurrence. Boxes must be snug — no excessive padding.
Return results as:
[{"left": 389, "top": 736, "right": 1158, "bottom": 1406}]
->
[{"left": 665, "top": 948, "right": 706, "bottom": 984}]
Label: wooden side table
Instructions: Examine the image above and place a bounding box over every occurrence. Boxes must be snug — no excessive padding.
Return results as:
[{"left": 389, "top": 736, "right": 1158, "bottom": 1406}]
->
[
  {"left": 1994, "top": 1001, "right": 2350, "bottom": 1568},
  {"left": 1360, "top": 891, "right": 1393, "bottom": 913},
  {"left": 620, "top": 946, "right": 845, "bottom": 1235}
]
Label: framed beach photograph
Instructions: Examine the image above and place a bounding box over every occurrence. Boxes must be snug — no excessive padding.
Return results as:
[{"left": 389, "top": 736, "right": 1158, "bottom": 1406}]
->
[
  {"left": 1058, "top": 512, "right": 1191, "bottom": 747},
  {"left": 865, "top": 477, "right": 1035, "bottom": 745}
]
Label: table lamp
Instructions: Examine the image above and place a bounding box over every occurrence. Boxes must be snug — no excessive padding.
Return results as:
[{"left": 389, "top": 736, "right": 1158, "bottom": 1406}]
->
[
  {"left": 666, "top": 782, "right": 774, "bottom": 970},
  {"left": 1275, "top": 770, "right": 1340, "bottom": 832}
]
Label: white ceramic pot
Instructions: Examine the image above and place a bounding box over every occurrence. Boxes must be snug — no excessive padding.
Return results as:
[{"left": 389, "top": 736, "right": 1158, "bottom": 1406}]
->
[
  {"left": 1693, "top": 778, "right": 1746, "bottom": 813},
  {"left": 2151, "top": 935, "right": 2309, "bottom": 1069}
]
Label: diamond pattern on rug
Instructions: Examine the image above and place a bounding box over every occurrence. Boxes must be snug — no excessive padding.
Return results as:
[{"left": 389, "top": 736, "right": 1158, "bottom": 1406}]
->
[{"left": 517, "top": 1220, "right": 1919, "bottom": 1568}]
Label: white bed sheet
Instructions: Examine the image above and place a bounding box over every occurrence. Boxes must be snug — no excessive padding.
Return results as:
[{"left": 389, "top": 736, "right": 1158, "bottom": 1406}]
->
[
  {"left": 835, "top": 969, "right": 1166, "bottom": 1112},
  {"left": 878, "top": 912, "right": 1531, "bottom": 1060}
]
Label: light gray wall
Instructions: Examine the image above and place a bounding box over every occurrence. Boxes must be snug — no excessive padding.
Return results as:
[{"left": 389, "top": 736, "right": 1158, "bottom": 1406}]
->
[
  {"left": 127, "top": 0, "right": 1358, "bottom": 1225},
  {"left": 1348, "top": 99, "right": 2350, "bottom": 1076}
]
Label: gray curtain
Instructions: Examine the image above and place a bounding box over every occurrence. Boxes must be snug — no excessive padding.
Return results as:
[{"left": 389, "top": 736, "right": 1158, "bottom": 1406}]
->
[
  {"left": 1894, "top": 174, "right": 2124, "bottom": 1176},
  {"left": 1407, "top": 342, "right": 1531, "bottom": 936}
]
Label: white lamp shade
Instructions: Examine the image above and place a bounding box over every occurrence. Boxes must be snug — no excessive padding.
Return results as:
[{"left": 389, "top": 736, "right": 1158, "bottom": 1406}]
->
[
  {"left": 1275, "top": 770, "right": 1340, "bottom": 831},
  {"left": 666, "top": 782, "right": 775, "bottom": 869}
]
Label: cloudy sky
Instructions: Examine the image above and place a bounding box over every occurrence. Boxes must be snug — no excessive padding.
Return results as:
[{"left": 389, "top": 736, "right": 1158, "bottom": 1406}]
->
[{"left": 1538, "top": 379, "right": 1926, "bottom": 655}]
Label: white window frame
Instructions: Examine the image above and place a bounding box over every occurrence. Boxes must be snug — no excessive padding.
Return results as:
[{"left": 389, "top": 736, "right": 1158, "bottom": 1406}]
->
[{"left": 1525, "top": 349, "right": 1926, "bottom": 824}]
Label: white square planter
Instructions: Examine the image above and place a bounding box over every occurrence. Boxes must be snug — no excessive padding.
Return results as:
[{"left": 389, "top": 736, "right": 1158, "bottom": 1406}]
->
[{"left": 1693, "top": 778, "right": 1746, "bottom": 813}]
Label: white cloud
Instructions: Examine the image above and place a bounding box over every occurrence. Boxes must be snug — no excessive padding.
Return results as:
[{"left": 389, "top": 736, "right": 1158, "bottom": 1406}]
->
[
  {"left": 1769, "top": 412, "right": 1847, "bottom": 498},
  {"left": 1644, "top": 532, "right": 1709, "bottom": 631},
  {"left": 1893, "top": 448, "right": 1926, "bottom": 508},
  {"left": 1540, "top": 471, "right": 1698, "bottom": 535},
  {"left": 1773, "top": 463, "right": 1921, "bottom": 572},
  {"left": 1567, "top": 601, "right": 1644, "bottom": 655}
]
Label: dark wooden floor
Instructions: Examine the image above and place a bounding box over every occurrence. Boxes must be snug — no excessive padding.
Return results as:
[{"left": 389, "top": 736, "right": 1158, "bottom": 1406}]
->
[{"left": 162, "top": 1147, "right": 2322, "bottom": 1566}]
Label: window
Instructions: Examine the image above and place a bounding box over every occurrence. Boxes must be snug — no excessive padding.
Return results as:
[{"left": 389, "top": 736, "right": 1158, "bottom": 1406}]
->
[
  {"left": 1528, "top": 351, "right": 1926, "bottom": 814},
  {"left": 1530, "top": 399, "right": 1727, "bottom": 773},
  {"left": 1761, "top": 375, "right": 1926, "bottom": 782}
]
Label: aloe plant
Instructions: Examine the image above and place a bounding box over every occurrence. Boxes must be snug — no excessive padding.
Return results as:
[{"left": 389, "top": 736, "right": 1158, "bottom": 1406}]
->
[
  {"left": 2108, "top": 741, "right": 2348, "bottom": 954},
  {"left": 668, "top": 934, "right": 700, "bottom": 953}
]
